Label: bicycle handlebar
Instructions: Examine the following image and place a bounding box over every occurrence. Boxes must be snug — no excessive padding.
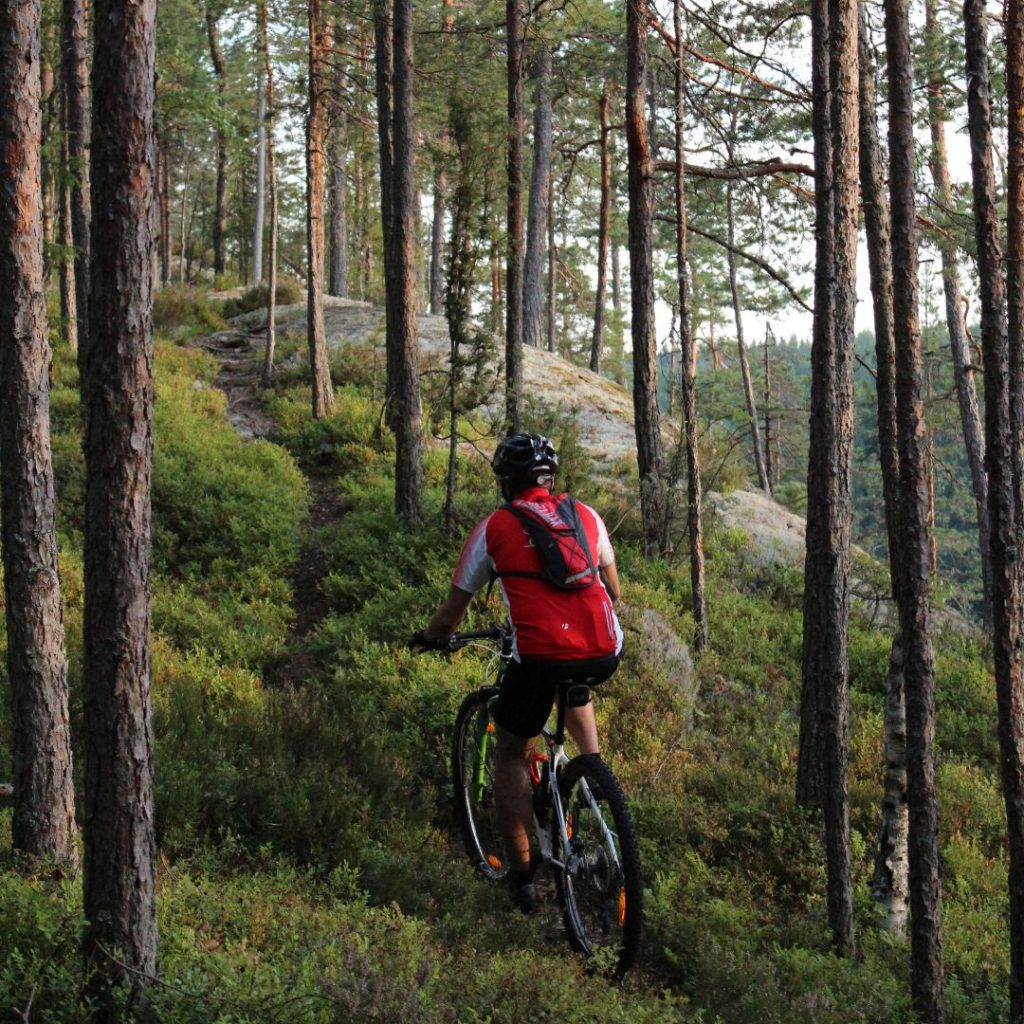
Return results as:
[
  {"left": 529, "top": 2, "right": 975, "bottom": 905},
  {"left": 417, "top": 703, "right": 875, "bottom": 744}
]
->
[{"left": 446, "top": 625, "right": 510, "bottom": 652}]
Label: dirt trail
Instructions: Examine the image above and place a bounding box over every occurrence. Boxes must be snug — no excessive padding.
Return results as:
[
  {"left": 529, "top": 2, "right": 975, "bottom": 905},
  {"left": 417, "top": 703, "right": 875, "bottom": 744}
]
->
[
  {"left": 198, "top": 328, "right": 276, "bottom": 440},
  {"left": 195, "top": 324, "right": 345, "bottom": 684}
]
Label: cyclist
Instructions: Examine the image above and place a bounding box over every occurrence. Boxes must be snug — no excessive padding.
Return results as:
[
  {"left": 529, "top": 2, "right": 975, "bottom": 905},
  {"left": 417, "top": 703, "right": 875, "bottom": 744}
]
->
[{"left": 414, "top": 433, "right": 622, "bottom": 913}]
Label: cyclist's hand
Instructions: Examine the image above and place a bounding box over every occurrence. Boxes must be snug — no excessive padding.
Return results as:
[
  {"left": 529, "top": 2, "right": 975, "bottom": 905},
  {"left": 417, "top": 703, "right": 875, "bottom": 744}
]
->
[{"left": 410, "top": 629, "right": 447, "bottom": 653}]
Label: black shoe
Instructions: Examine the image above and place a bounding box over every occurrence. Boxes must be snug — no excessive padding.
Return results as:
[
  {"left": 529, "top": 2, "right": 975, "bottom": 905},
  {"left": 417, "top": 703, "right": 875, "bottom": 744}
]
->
[{"left": 509, "top": 869, "right": 538, "bottom": 915}]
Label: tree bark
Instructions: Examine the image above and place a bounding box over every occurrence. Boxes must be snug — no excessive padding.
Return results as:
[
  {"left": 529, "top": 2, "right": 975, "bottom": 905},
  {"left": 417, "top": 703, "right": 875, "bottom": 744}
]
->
[
  {"left": 504, "top": 0, "right": 525, "bottom": 430},
  {"left": 726, "top": 181, "right": 769, "bottom": 494},
  {"left": 83, "top": 0, "right": 158, "bottom": 989},
  {"left": 205, "top": 5, "right": 228, "bottom": 278},
  {"left": 547, "top": 169, "right": 556, "bottom": 354},
  {"left": 328, "top": 47, "right": 349, "bottom": 299},
  {"left": 673, "top": 0, "right": 707, "bottom": 651},
  {"left": 387, "top": 0, "right": 422, "bottom": 521},
  {"left": 796, "top": 0, "right": 836, "bottom": 811},
  {"left": 804, "top": 0, "right": 858, "bottom": 954},
  {"left": 924, "top": 0, "right": 991, "bottom": 620},
  {"left": 887, "top": 0, "right": 944, "bottom": 1015},
  {"left": 0, "top": 0, "right": 77, "bottom": 870},
  {"left": 590, "top": 86, "right": 611, "bottom": 373},
  {"left": 858, "top": 1, "right": 908, "bottom": 935},
  {"left": 306, "top": 0, "right": 335, "bottom": 418},
  {"left": 430, "top": 169, "right": 445, "bottom": 315},
  {"left": 626, "top": 0, "right": 663, "bottom": 557},
  {"left": 258, "top": 0, "right": 277, "bottom": 386},
  {"left": 1006, "top": 0, "right": 1024, "bottom": 1008},
  {"left": 969, "top": 0, "right": 1024, "bottom": 1018},
  {"left": 523, "top": 45, "right": 552, "bottom": 350},
  {"left": 158, "top": 133, "right": 171, "bottom": 286},
  {"left": 253, "top": 68, "right": 266, "bottom": 285},
  {"left": 61, "top": 0, "right": 89, "bottom": 358},
  {"left": 58, "top": 119, "right": 78, "bottom": 353}
]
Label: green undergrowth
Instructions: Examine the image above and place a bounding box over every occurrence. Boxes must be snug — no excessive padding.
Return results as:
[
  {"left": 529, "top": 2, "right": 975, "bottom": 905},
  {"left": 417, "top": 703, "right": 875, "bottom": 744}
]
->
[{"left": 0, "top": 323, "right": 1013, "bottom": 1022}]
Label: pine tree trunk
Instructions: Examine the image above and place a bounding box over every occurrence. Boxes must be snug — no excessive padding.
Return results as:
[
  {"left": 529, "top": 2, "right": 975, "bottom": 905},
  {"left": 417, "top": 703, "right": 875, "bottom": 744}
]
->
[
  {"left": 726, "top": 182, "right": 769, "bottom": 494},
  {"left": 253, "top": 68, "right": 266, "bottom": 285},
  {"left": 205, "top": 6, "right": 228, "bottom": 278},
  {"left": 887, "top": 0, "right": 944, "bottom": 1015},
  {"left": 673, "top": 0, "right": 707, "bottom": 651},
  {"left": 443, "top": 120, "right": 473, "bottom": 531},
  {"left": 969, "top": 0, "right": 1024, "bottom": 1018},
  {"left": 796, "top": 0, "right": 836, "bottom": 811},
  {"left": 611, "top": 237, "right": 620, "bottom": 311},
  {"left": 504, "top": 0, "right": 524, "bottom": 430},
  {"left": 818, "top": 0, "right": 858, "bottom": 954},
  {"left": 83, "top": 0, "right": 158, "bottom": 989},
  {"left": 158, "top": 135, "right": 171, "bottom": 286},
  {"left": 1005, "top": 0, "right": 1024, "bottom": 1009},
  {"left": 590, "top": 86, "right": 611, "bottom": 373},
  {"left": 306, "top": 0, "right": 334, "bottom": 418},
  {"left": 388, "top": 0, "right": 422, "bottom": 521},
  {"left": 259, "top": 0, "right": 277, "bottom": 386},
  {"left": 328, "top": 47, "right": 349, "bottom": 299},
  {"left": 0, "top": 0, "right": 77, "bottom": 871},
  {"left": 61, "top": 0, "right": 89, "bottom": 357},
  {"left": 374, "top": 0, "right": 396, "bottom": 423},
  {"left": 523, "top": 45, "right": 552, "bottom": 350},
  {"left": 430, "top": 168, "right": 445, "bottom": 315},
  {"left": 924, "top": 0, "right": 991, "bottom": 620},
  {"left": 625, "top": 0, "right": 663, "bottom": 557},
  {"left": 547, "top": 169, "right": 556, "bottom": 354},
  {"left": 763, "top": 324, "right": 776, "bottom": 486},
  {"left": 58, "top": 119, "right": 78, "bottom": 353},
  {"left": 858, "top": 2, "right": 909, "bottom": 934},
  {"left": 40, "top": 49, "right": 55, "bottom": 282}
]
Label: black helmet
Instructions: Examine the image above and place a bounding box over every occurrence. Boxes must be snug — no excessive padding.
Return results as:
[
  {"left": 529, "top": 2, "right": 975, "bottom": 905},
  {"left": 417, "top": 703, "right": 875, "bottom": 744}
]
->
[{"left": 492, "top": 433, "right": 559, "bottom": 480}]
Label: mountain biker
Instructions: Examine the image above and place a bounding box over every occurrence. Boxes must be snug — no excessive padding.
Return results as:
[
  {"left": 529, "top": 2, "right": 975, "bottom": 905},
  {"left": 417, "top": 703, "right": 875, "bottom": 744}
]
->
[{"left": 413, "top": 433, "right": 623, "bottom": 913}]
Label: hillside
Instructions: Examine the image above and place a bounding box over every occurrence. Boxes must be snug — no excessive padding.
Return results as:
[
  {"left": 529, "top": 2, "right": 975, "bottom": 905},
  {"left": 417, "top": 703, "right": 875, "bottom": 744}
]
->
[{"left": 0, "top": 294, "right": 1006, "bottom": 1023}]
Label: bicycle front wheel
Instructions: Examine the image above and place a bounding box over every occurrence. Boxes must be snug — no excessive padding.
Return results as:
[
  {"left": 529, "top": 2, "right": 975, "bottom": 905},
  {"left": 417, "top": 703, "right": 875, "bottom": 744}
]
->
[
  {"left": 553, "top": 753, "right": 643, "bottom": 975},
  {"left": 451, "top": 687, "right": 506, "bottom": 881}
]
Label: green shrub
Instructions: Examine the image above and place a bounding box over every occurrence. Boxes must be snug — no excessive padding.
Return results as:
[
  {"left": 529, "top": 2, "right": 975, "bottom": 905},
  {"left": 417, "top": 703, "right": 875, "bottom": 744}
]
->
[
  {"left": 154, "top": 286, "right": 227, "bottom": 336},
  {"left": 221, "top": 278, "right": 302, "bottom": 319}
]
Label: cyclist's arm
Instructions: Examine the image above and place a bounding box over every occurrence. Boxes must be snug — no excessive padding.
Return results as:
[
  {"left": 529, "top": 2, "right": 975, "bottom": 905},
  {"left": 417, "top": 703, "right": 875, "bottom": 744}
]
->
[
  {"left": 600, "top": 562, "right": 621, "bottom": 604},
  {"left": 422, "top": 585, "right": 475, "bottom": 644}
]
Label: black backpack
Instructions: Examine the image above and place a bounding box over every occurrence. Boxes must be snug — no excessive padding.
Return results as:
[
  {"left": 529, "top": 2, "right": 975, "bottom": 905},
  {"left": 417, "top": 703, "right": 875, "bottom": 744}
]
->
[{"left": 499, "top": 494, "right": 599, "bottom": 590}]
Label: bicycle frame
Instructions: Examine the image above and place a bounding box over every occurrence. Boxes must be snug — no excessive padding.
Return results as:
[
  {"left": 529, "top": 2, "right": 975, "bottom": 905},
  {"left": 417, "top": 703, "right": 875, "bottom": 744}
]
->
[{"left": 454, "top": 626, "right": 623, "bottom": 882}]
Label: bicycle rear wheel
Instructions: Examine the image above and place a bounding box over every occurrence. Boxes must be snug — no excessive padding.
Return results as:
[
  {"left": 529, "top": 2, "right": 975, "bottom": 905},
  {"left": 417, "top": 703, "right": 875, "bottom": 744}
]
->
[
  {"left": 451, "top": 687, "right": 506, "bottom": 880},
  {"left": 553, "top": 753, "right": 642, "bottom": 975}
]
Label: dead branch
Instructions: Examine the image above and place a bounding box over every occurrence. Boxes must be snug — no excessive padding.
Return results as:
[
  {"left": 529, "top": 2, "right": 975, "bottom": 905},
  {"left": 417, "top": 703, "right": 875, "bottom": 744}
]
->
[{"left": 655, "top": 156, "right": 815, "bottom": 180}]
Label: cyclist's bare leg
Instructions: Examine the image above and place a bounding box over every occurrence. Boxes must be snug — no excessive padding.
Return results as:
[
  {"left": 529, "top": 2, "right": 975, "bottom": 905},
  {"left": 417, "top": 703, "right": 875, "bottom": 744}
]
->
[
  {"left": 494, "top": 727, "right": 535, "bottom": 872},
  {"left": 566, "top": 703, "right": 599, "bottom": 755}
]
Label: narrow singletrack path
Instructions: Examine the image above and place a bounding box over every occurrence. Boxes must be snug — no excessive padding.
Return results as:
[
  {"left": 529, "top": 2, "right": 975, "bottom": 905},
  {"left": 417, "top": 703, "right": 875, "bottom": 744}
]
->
[{"left": 196, "top": 325, "right": 347, "bottom": 686}]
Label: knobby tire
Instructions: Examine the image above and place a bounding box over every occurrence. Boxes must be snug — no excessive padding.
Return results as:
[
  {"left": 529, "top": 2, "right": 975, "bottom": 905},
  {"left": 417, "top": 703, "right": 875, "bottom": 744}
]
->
[
  {"left": 451, "top": 687, "right": 506, "bottom": 880},
  {"left": 554, "top": 753, "right": 643, "bottom": 975}
]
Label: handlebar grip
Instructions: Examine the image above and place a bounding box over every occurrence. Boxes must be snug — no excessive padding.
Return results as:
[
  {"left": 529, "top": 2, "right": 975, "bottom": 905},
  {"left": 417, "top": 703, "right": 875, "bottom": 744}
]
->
[{"left": 452, "top": 627, "right": 504, "bottom": 642}]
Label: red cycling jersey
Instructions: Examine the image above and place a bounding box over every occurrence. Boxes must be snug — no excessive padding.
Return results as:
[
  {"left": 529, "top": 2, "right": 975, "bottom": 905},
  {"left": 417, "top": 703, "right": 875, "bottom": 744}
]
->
[{"left": 452, "top": 486, "right": 622, "bottom": 660}]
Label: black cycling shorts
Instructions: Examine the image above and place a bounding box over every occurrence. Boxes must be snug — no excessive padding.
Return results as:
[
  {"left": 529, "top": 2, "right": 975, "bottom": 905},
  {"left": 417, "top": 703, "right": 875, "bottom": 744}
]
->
[{"left": 492, "top": 652, "right": 621, "bottom": 740}]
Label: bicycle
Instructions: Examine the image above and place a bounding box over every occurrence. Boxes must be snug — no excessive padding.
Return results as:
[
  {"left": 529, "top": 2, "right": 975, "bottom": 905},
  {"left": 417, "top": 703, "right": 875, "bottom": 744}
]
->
[{"left": 445, "top": 625, "right": 643, "bottom": 975}]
